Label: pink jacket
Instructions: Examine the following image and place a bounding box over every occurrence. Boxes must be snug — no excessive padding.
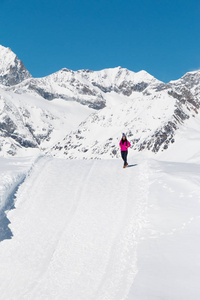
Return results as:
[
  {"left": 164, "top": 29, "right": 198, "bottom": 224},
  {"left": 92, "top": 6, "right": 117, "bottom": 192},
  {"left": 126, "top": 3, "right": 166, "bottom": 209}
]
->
[{"left": 119, "top": 140, "right": 131, "bottom": 151}]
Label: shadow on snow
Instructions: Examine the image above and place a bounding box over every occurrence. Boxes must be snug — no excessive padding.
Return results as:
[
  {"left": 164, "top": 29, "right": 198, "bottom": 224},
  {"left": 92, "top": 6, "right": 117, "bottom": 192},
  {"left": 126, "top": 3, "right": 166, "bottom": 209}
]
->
[
  {"left": 127, "top": 164, "right": 138, "bottom": 168},
  {"left": 0, "top": 176, "right": 26, "bottom": 242}
]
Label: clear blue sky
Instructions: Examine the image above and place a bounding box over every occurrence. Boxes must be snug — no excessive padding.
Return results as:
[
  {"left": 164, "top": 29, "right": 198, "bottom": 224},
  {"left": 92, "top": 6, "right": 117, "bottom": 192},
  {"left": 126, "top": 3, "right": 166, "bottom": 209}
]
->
[{"left": 0, "top": 0, "right": 199, "bottom": 82}]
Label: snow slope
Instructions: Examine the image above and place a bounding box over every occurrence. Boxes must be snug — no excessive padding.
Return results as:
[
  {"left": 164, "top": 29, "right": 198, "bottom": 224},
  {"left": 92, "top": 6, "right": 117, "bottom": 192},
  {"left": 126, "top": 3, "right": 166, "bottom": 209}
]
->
[
  {"left": 0, "top": 88, "right": 94, "bottom": 157},
  {"left": 0, "top": 156, "right": 200, "bottom": 300},
  {"left": 127, "top": 159, "right": 200, "bottom": 300},
  {"left": 157, "top": 110, "right": 200, "bottom": 163},
  {"left": 50, "top": 87, "right": 199, "bottom": 159}
]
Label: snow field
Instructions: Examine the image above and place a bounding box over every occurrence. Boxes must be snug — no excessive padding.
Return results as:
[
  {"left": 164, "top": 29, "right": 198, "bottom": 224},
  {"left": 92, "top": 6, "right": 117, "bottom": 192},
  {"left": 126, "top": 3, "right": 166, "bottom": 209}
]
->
[
  {"left": 0, "top": 156, "right": 200, "bottom": 299},
  {"left": 127, "top": 159, "right": 200, "bottom": 300},
  {"left": 0, "top": 157, "right": 149, "bottom": 300}
]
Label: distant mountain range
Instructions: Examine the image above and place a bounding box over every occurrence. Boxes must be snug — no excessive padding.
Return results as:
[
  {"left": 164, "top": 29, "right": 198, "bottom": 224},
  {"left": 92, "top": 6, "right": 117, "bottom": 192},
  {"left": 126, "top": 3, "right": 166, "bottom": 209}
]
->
[{"left": 0, "top": 45, "right": 200, "bottom": 160}]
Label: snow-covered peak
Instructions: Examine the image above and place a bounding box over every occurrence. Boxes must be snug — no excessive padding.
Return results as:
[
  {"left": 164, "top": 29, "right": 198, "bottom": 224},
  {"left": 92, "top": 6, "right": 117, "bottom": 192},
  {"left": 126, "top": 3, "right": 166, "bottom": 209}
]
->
[
  {"left": 0, "top": 45, "right": 16, "bottom": 76},
  {"left": 185, "top": 69, "right": 200, "bottom": 75},
  {"left": 170, "top": 69, "right": 200, "bottom": 85},
  {"left": 0, "top": 45, "right": 32, "bottom": 86},
  {"left": 167, "top": 69, "right": 200, "bottom": 99},
  {"left": 7, "top": 66, "right": 161, "bottom": 109},
  {"left": 43, "top": 66, "right": 160, "bottom": 89},
  {"left": 78, "top": 66, "right": 160, "bottom": 87},
  {"left": 135, "top": 70, "right": 156, "bottom": 82}
]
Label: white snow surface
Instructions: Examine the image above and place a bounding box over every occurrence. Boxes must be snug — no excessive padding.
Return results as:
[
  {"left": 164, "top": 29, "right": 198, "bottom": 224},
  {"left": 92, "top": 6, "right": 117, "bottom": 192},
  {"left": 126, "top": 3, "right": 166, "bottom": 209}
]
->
[
  {"left": 0, "top": 155, "right": 200, "bottom": 300},
  {"left": 0, "top": 156, "right": 35, "bottom": 212},
  {"left": 0, "top": 88, "right": 94, "bottom": 156}
]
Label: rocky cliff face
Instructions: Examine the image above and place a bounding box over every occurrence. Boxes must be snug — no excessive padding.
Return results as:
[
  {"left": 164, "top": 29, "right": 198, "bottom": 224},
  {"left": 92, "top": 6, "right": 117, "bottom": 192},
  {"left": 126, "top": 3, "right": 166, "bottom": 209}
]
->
[
  {"left": 0, "top": 46, "right": 32, "bottom": 86},
  {"left": 0, "top": 91, "right": 37, "bottom": 156}
]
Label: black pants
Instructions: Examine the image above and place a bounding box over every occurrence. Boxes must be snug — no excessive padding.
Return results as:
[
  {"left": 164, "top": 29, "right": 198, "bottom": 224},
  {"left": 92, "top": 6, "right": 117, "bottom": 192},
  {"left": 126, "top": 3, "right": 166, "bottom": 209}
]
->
[{"left": 121, "top": 151, "right": 128, "bottom": 166}]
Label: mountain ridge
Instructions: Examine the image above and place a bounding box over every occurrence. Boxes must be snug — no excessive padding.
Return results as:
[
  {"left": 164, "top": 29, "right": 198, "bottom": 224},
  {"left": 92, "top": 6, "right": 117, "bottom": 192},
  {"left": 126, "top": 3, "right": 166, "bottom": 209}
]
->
[
  {"left": 0, "top": 45, "right": 200, "bottom": 160},
  {"left": 6, "top": 64, "right": 161, "bottom": 109}
]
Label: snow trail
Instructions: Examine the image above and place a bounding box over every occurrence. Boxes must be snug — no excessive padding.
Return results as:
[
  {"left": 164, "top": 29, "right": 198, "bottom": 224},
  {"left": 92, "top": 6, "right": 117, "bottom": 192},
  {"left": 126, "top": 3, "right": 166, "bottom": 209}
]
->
[
  {"left": 0, "top": 157, "right": 149, "bottom": 300},
  {"left": 0, "top": 157, "right": 200, "bottom": 299},
  {"left": 94, "top": 161, "right": 149, "bottom": 300}
]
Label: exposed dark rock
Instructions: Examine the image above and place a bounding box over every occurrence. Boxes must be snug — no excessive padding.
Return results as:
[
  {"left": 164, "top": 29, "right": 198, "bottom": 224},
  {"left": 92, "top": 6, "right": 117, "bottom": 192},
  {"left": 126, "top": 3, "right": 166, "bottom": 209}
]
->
[
  {"left": 28, "top": 84, "right": 57, "bottom": 100},
  {"left": 138, "top": 120, "right": 177, "bottom": 153},
  {"left": 0, "top": 55, "right": 32, "bottom": 86},
  {"left": 132, "top": 82, "right": 149, "bottom": 92},
  {"left": 0, "top": 116, "right": 16, "bottom": 134},
  {"left": 92, "top": 81, "right": 148, "bottom": 96},
  {"left": 112, "top": 149, "right": 117, "bottom": 155},
  {"left": 168, "top": 89, "right": 199, "bottom": 110},
  {"left": 154, "top": 83, "right": 171, "bottom": 92},
  {"left": 92, "top": 82, "right": 112, "bottom": 93},
  {"left": 174, "top": 108, "right": 189, "bottom": 123}
]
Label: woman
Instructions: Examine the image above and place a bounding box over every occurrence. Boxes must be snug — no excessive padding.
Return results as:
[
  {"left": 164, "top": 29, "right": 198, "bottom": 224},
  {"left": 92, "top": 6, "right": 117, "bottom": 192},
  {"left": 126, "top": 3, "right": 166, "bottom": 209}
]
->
[{"left": 119, "top": 133, "right": 131, "bottom": 168}]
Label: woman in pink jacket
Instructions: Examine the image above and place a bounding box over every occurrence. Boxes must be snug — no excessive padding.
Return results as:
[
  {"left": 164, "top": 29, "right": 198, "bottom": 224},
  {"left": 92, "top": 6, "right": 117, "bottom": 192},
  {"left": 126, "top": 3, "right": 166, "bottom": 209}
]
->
[{"left": 119, "top": 133, "right": 131, "bottom": 168}]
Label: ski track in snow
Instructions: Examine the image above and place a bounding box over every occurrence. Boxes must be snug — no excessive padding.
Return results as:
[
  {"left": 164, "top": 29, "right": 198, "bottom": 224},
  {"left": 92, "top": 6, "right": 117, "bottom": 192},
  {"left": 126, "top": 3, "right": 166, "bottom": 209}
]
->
[
  {"left": 0, "top": 156, "right": 200, "bottom": 300},
  {"left": 94, "top": 162, "right": 149, "bottom": 300},
  {"left": 0, "top": 157, "right": 150, "bottom": 300}
]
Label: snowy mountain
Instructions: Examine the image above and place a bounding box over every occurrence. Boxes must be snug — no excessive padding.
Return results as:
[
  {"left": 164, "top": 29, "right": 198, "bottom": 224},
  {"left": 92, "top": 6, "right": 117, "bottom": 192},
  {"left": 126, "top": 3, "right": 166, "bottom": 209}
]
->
[
  {"left": 0, "top": 45, "right": 32, "bottom": 86},
  {"left": 50, "top": 70, "right": 200, "bottom": 160},
  {"left": 0, "top": 45, "right": 200, "bottom": 159},
  {"left": 1, "top": 46, "right": 200, "bottom": 300},
  {"left": 0, "top": 88, "right": 93, "bottom": 157},
  {"left": 169, "top": 69, "right": 200, "bottom": 95},
  {"left": 7, "top": 66, "right": 160, "bottom": 109}
]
